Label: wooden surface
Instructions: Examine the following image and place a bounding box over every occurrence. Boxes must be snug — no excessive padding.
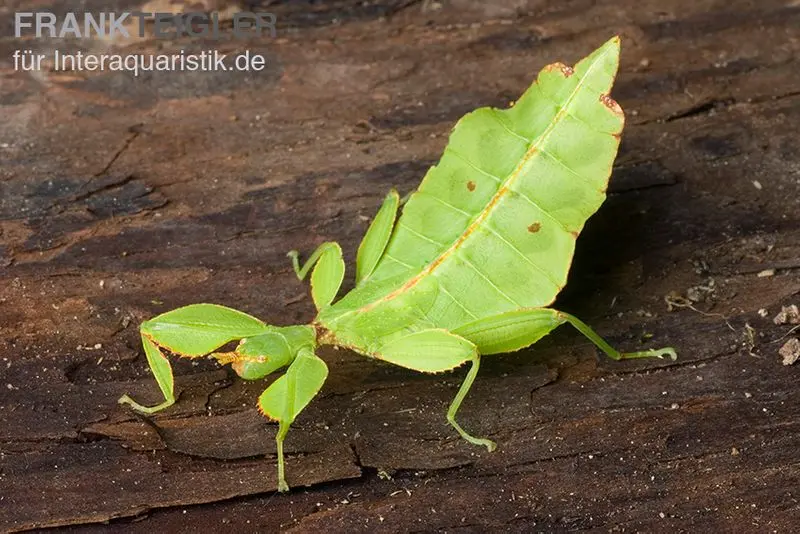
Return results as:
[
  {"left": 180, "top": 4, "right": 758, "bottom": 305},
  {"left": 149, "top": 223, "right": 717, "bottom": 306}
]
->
[{"left": 2, "top": 0, "right": 800, "bottom": 531}]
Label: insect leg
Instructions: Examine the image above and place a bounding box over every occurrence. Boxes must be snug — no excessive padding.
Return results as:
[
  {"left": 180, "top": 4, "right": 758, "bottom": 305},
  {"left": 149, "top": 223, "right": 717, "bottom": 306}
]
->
[
  {"left": 375, "top": 329, "right": 495, "bottom": 449},
  {"left": 258, "top": 347, "right": 329, "bottom": 492},
  {"left": 287, "top": 242, "right": 337, "bottom": 281},
  {"left": 275, "top": 419, "right": 291, "bottom": 493},
  {"left": 447, "top": 353, "right": 497, "bottom": 451},
  {"left": 452, "top": 308, "right": 565, "bottom": 355},
  {"left": 556, "top": 311, "right": 677, "bottom": 361},
  {"left": 446, "top": 309, "right": 570, "bottom": 451},
  {"left": 376, "top": 328, "right": 476, "bottom": 372},
  {"left": 448, "top": 308, "right": 672, "bottom": 450},
  {"left": 356, "top": 189, "right": 400, "bottom": 284},
  {"left": 120, "top": 304, "right": 271, "bottom": 414},
  {"left": 288, "top": 242, "right": 345, "bottom": 309},
  {"left": 118, "top": 334, "right": 176, "bottom": 414}
]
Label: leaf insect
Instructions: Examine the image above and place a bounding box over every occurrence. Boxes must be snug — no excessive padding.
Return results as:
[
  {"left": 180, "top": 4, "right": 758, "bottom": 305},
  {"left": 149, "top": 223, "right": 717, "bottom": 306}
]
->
[{"left": 119, "top": 37, "right": 677, "bottom": 492}]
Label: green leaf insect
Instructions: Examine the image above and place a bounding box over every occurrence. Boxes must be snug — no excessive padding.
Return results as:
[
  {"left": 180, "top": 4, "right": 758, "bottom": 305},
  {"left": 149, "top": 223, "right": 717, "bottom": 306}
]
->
[{"left": 119, "top": 37, "right": 677, "bottom": 493}]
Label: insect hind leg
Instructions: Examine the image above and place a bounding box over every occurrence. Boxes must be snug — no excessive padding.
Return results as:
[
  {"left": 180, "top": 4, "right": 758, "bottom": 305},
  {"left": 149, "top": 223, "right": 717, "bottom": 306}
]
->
[
  {"left": 556, "top": 311, "right": 677, "bottom": 361},
  {"left": 447, "top": 354, "right": 497, "bottom": 452}
]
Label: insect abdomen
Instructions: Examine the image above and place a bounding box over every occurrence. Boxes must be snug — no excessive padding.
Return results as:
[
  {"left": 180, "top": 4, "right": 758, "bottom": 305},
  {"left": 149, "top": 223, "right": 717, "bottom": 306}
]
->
[{"left": 327, "top": 38, "right": 625, "bottom": 334}]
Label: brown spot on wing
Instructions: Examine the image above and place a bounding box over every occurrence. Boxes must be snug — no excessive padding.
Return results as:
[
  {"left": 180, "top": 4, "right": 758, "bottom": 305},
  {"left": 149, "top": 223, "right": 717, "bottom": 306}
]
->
[
  {"left": 467, "top": 180, "right": 476, "bottom": 191},
  {"left": 527, "top": 222, "right": 541, "bottom": 233},
  {"left": 543, "top": 62, "right": 574, "bottom": 78},
  {"left": 600, "top": 94, "right": 623, "bottom": 115},
  {"left": 354, "top": 48, "right": 619, "bottom": 314},
  {"left": 543, "top": 62, "right": 563, "bottom": 73},
  {"left": 544, "top": 62, "right": 568, "bottom": 75}
]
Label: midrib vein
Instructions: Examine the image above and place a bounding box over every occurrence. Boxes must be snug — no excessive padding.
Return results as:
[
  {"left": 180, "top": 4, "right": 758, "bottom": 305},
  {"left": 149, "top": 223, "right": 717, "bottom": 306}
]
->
[{"left": 354, "top": 49, "right": 610, "bottom": 315}]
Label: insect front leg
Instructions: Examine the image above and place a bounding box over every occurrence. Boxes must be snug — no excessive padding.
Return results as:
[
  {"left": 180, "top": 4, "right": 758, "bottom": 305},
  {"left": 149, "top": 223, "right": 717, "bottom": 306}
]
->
[
  {"left": 287, "top": 242, "right": 345, "bottom": 309},
  {"left": 257, "top": 346, "right": 328, "bottom": 492},
  {"left": 118, "top": 334, "right": 176, "bottom": 414},
  {"left": 119, "top": 303, "right": 271, "bottom": 414}
]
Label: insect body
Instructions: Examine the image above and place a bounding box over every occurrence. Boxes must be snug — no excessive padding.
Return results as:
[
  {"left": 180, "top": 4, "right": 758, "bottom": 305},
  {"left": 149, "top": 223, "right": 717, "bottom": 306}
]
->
[{"left": 119, "top": 37, "right": 676, "bottom": 492}]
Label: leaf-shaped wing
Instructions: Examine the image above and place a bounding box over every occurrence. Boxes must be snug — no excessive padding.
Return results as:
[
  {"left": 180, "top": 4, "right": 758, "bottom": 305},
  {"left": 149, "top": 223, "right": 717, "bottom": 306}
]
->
[{"left": 326, "top": 37, "right": 624, "bottom": 332}]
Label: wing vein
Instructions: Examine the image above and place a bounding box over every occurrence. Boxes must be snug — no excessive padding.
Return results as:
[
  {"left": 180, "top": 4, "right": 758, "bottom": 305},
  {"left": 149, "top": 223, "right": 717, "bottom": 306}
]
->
[
  {"left": 397, "top": 221, "right": 448, "bottom": 247},
  {"left": 356, "top": 45, "right": 614, "bottom": 313},
  {"left": 540, "top": 91, "right": 611, "bottom": 135},
  {"left": 539, "top": 147, "right": 597, "bottom": 190},
  {"left": 489, "top": 108, "right": 532, "bottom": 143},
  {"left": 481, "top": 224, "right": 562, "bottom": 289},
  {"left": 458, "top": 254, "right": 523, "bottom": 307},
  {"left": 417, "top": 191, "right": 474, "bottom": 218},
  {"left": 384, "top": 254, "right": 414, "bottom": 269},
  {"left": 438, "top": 283, "right": 479, "bottom": 319},
  {"left": 506, "top": 187, "right": 572, "bottom": 234},
  {"left": 448, "top": 149, "right": 503, "bottom": 184}
]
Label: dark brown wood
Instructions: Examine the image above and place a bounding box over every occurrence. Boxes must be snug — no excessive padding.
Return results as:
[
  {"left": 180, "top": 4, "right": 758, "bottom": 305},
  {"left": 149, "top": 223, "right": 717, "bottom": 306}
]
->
[{"left": 2, "top": 0, "right": 800, "bottom": 531}]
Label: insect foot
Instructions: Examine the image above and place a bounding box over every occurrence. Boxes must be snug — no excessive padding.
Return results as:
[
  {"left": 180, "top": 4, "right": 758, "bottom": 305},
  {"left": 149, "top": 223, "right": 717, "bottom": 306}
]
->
[
  {"left": 620, "top": 346, "right": 678, "bottom": 361},
  {"left": 117, "top": 394, "right": 175, "bottom": 414}
]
